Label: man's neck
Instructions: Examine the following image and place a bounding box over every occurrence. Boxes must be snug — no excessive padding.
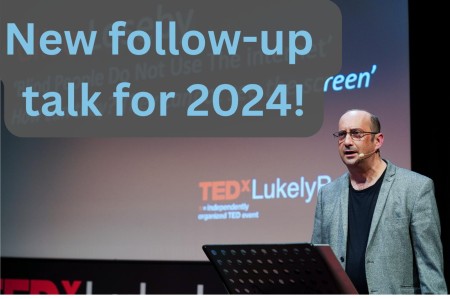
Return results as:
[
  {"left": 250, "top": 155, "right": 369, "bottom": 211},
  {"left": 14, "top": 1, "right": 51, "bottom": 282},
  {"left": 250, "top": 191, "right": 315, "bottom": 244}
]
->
[{"left": 349, "top": 158, "right": 387, "bottom": 190}]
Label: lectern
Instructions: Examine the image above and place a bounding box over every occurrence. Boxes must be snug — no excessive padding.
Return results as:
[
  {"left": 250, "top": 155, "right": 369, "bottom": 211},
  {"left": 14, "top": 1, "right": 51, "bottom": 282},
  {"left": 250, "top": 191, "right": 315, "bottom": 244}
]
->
[{"left": 203, "top": 243, "right": 357, "bottom": 294}]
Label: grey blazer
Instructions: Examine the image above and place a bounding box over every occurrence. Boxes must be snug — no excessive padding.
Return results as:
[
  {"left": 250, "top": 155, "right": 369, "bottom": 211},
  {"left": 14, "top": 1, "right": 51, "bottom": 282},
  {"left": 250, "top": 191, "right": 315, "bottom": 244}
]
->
[{"left": 311, "top": 160, "right": 447, "bottom": 294}]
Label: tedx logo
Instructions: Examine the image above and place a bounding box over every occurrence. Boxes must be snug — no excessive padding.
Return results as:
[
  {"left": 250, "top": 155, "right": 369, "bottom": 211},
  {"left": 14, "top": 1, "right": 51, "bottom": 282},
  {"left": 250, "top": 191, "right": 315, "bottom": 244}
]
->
[{"left": 198, "top": 180, "right": 250, "bottom": 201}]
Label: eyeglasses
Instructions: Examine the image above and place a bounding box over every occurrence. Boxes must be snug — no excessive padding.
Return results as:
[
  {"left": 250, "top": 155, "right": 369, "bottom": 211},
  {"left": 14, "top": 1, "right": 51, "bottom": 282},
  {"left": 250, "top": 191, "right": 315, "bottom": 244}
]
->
[{"left": 332, "top": 129, "right": 379, "bottom": 141}]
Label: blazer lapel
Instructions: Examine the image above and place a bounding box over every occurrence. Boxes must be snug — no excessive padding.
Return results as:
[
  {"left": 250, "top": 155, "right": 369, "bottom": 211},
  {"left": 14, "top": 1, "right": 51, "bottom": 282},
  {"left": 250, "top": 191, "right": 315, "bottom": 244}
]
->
[
  {"left": 367, "top": 161, "right": 396, "bottom": 248},
  {"left": 338, "top": 174, "right": 350, "bottom": 258}
]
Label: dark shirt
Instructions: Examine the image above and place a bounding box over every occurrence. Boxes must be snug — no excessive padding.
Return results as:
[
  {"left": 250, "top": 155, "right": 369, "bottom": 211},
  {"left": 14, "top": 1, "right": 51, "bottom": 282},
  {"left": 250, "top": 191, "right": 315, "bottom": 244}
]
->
[{"left": 346, "top": 170, "right": 386, "bottom": 294}]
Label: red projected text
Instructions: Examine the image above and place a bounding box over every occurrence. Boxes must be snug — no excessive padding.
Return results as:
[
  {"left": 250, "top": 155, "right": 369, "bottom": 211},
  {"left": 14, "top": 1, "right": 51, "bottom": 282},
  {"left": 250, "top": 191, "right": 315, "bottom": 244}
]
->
[
  {"left": 199, "top": 180, "right": 250, "bottom": 201},
  {"left": 0, "top": 279, "right": 81, "bottom": 294}
]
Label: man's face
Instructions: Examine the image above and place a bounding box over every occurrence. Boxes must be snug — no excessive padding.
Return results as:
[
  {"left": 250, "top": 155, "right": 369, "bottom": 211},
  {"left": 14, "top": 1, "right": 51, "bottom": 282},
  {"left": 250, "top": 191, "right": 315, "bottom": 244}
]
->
[{"left": 336, "top": 111, "right": 378, "bottom": 167}]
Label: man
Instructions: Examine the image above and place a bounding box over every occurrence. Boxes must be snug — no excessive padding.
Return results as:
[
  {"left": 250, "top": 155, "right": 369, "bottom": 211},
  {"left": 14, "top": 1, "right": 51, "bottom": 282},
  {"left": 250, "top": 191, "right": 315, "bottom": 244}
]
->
[{"left": 311, "top": 109, "right": 447, "bottom": 294}]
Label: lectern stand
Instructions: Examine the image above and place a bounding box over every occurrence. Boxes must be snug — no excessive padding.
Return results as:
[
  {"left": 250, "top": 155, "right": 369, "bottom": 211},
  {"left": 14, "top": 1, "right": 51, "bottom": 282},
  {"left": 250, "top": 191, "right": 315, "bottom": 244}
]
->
[{"left": 202, "top": 243, "right": 357, "bottom": 294}]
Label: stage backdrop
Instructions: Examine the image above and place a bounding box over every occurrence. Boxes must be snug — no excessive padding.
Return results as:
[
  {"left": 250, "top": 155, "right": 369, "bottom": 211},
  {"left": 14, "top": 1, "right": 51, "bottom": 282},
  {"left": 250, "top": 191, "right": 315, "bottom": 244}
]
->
[{"left": 1, "top": 0, "right": 411, "bottom": 294}]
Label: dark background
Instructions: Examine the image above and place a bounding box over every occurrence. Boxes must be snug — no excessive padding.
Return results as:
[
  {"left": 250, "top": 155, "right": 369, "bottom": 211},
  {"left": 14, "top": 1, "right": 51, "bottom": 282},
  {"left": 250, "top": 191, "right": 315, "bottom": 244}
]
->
[{"left": 409, "top": 0, "right": 449, "bottom": 288}]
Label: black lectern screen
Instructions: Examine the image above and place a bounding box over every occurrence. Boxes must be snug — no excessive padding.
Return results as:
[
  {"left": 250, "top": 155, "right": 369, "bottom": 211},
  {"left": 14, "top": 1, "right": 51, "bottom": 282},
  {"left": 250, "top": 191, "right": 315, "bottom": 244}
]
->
[{"left": 202, "top": 243, "right": 357, "bottom": 294}]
